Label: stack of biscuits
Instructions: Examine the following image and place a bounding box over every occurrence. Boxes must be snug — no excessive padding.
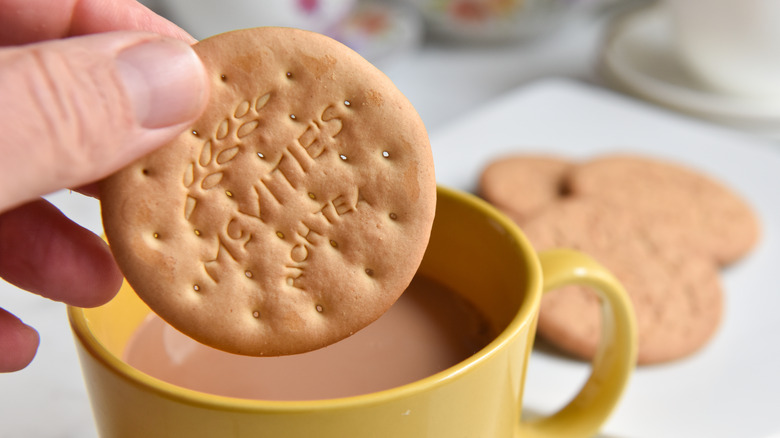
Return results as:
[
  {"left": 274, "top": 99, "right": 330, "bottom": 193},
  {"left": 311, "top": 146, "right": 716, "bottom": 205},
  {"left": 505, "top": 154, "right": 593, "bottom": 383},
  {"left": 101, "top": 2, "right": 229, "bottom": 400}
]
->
[{"left": 479, "top": 154, "right": 760, "bottom": 364}]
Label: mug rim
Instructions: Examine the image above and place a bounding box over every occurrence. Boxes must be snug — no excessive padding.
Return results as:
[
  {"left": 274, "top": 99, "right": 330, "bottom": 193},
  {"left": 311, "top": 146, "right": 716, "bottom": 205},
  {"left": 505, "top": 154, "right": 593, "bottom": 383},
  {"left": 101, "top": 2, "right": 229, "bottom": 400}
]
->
[{"left": 67, "top": 185, "right": 543, "bottom": 413}]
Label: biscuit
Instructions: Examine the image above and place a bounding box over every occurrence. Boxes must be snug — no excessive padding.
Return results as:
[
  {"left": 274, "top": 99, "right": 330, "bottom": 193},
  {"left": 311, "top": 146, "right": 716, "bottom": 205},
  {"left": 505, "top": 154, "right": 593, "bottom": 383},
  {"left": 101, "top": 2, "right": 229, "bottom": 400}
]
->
[
  {"left": 520, "top": 199, "right": 724, "bottom": 365},
  {"left": 478, "top": 155, "right": 571, "bottom": 223},
  {"left": 567, "top": 154, "right": 760, "bottom": 266},
  {"left": 100, "top": 27, "right": 436, "bottom": 356}
]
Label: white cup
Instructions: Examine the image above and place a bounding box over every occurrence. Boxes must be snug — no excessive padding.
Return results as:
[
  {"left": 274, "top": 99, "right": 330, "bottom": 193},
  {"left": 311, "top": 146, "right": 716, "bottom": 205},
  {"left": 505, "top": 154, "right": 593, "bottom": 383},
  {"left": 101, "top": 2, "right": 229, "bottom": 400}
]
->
[{"left": 664, "top": 0, "right": 780, "bottom": 97}]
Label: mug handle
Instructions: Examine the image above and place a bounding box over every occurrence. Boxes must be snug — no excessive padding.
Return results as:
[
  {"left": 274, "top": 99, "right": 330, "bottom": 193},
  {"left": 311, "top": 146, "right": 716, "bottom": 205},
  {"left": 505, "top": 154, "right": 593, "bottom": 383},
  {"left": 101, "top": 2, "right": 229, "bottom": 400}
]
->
[{"left": 518, "top": 249, "right": 638, "bottom": 438}]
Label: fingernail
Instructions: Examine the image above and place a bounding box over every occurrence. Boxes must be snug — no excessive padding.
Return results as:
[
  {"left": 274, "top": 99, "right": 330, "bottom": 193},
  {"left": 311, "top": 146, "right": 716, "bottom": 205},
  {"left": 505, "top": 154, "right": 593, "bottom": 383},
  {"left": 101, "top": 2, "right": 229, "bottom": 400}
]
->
[{"left": 116, "top": 39, "right": 208, "bottom": 129}]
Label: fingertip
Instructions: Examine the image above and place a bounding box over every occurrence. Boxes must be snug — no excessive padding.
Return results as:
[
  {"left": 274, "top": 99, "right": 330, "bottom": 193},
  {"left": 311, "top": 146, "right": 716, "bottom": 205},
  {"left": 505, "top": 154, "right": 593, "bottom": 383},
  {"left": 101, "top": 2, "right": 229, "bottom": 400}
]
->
[
  {"left": 117, "top": 37, "right": 209, "bottom": 130},
  {"left": 0, "top": 309, "right": 40, "bottom": 373},
  {"left": 76, "top": 234, "right": 124, "bottom": 308},
  {"left": 0, "top": 199, "right": 123, "bottom": 308},
  {"left": 39, "top": 209, "right": 125, "bottom": 308}
]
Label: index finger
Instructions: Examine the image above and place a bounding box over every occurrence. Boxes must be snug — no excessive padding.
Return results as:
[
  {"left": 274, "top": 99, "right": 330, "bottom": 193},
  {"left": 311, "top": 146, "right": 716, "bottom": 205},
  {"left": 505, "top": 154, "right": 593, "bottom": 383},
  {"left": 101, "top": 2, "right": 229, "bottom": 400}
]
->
[{"left": 0, "top": 0, "right": 195, "bottom": 46}]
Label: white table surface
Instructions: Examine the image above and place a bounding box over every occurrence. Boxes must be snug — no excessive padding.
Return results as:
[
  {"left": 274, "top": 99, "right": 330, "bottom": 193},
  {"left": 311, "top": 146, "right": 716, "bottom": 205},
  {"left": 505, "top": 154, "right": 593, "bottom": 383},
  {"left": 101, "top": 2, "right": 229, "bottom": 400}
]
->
[
  {"left": 3, "top": 2, "right": 774, "bottom": 437},
  {"left": 428, "top": 77, "right": 780, "bottom": 438}
]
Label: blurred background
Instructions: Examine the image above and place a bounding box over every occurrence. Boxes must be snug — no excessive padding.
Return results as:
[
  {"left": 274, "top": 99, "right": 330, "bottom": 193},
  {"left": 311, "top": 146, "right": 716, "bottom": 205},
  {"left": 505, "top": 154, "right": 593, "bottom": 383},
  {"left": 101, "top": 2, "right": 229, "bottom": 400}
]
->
[
  {"left": 139, "top": 0, "right": 625, "bottom": 62},
  {"left": 132, "top": 0, "right": 780, "bottom": 139},
  {"left": 135, "top": 0, "right": 660, "bottom": 132}
]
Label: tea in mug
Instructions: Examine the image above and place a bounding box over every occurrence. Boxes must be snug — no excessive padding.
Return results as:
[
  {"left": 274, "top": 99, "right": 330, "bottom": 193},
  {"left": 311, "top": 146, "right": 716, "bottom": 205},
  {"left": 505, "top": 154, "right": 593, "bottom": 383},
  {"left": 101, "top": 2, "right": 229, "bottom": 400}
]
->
[{"left": 124, "top": 275, "right": 495, "bottom": 400}]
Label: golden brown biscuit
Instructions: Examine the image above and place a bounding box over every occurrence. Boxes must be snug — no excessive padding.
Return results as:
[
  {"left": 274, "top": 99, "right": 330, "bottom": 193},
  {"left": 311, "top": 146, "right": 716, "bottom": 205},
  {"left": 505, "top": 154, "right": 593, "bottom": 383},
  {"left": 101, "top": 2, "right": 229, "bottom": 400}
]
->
[
  {"left": 478, "top": 154, "right": 571, "bottom": 223},
  {"left": 567, "top": 154, "right": 760, "bottom": 266},
  {"left": 521, "top": 198, "right": 724, "bottom": 365},
  {"left": 101, "top": 27, "right": 436, "bottom": 356}
]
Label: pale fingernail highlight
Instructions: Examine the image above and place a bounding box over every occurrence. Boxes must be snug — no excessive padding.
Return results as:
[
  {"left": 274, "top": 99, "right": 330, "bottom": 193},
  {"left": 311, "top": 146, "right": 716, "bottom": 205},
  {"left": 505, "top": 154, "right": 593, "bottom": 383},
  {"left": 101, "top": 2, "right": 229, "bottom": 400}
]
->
[{"left": 116, "top": 39, "right": 208, "bottom": 129}]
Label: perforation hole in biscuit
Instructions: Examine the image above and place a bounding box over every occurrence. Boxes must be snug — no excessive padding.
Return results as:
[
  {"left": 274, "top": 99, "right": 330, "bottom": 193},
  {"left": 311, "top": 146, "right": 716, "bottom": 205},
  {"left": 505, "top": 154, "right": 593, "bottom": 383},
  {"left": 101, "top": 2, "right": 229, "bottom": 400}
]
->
[
  {"left": 315, "top": 304, "right": 324, "bottom": 313},
  {"left": 220, "top": 74, "right": 228, "bottom": 82}
]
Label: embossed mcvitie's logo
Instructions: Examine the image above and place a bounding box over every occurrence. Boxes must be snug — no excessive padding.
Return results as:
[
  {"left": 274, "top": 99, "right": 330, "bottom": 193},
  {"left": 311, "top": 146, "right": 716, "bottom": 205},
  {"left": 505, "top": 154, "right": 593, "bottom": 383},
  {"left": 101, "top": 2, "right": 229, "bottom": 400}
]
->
[
  {"left": 101, "top": 27, "right": 435, "bottom": 357},
  {"left": 179, "top": 89, "right": 394, "bottom": 311}
]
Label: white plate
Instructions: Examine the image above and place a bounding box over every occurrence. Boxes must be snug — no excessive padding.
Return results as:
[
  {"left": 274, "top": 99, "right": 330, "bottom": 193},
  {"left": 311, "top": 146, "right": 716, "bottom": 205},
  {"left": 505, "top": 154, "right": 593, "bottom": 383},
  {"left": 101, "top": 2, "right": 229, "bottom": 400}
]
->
[
  {"left": 429, "top": 78, "right": 780, "bottom": 438},
  {"left": 598, "top": 3, "right": 780, "bottom": 140}
]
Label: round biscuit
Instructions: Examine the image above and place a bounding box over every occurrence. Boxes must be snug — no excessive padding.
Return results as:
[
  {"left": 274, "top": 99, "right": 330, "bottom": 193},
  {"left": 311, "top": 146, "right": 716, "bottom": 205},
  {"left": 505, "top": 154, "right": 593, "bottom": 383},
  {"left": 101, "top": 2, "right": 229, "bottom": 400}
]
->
[
  {"left": 478, "top": 154, "right": 571, "bottom": 223},
  {"left": 521, "top": 198, "right": 724, "bottom": 365},
  {"left": 567, "top": 154, "right": 760, "bottom": 265},
  {"left": 100, "top": 27, "right": 436, "bottom": 356}
]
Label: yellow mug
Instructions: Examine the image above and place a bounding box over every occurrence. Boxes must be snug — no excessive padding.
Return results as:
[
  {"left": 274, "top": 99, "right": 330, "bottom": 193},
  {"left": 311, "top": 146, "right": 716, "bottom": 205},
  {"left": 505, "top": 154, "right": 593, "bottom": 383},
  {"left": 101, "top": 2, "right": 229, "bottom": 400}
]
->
[{"left": 68, "top": 186, "right": 637, "bottom": 438}]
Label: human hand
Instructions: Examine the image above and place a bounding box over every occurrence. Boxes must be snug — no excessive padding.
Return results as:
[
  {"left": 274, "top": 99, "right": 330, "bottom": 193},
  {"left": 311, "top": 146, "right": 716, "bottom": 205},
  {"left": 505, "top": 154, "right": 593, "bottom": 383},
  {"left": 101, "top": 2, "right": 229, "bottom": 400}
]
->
[{"left": 0, "top": 0, "right": 209, "bottom": 372}]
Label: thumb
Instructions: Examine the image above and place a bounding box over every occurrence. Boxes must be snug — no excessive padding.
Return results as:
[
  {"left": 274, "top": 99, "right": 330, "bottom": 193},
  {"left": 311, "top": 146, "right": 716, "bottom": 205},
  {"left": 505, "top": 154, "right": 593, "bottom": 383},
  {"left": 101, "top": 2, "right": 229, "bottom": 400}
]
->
[{"left": 0, "top": 32, "right": 209, "bottom": 212}]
